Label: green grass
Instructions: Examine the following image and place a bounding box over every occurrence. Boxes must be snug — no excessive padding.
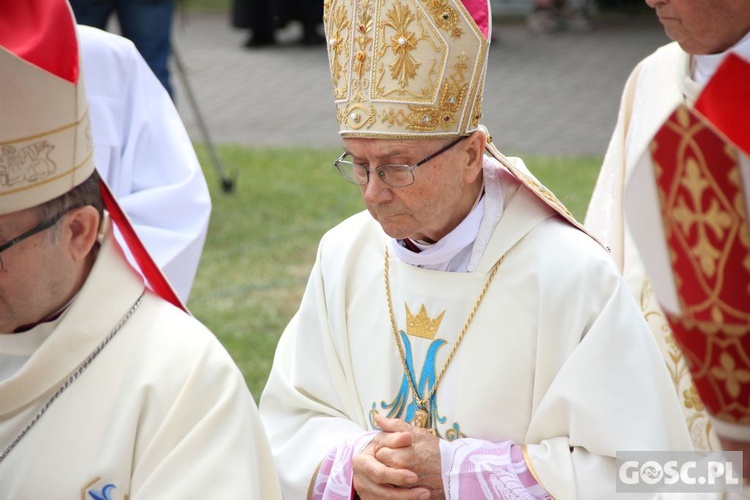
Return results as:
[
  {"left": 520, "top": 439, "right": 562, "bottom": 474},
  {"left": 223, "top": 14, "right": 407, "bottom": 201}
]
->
[
  {"left": 188, "top": 144, "right": 602, "bottom": 399},
  {"left": 520, "top": 154, "right": 603, "bottom": 219},
  {"left": 180, "top": 0, "right": 230, "bottom": 11}
]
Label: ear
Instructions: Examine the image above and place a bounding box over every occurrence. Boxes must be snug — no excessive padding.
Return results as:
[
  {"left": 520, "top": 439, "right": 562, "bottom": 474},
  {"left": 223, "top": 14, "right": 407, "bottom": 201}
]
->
[
  {"left": 63, "top": 206, "right": 101, "bottom": 262},
  {"left": 463, "top": 130, "right": 486, "bottom": 183}
]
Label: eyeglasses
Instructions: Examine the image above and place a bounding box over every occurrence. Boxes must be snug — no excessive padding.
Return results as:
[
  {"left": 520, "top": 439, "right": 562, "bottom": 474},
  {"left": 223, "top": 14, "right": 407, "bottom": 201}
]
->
[
  {"left": 333, "top": 135, "right": 467, "bottom": 188},
  {"left": 0, "top": 210, "right": 68, "bottom": 271}
]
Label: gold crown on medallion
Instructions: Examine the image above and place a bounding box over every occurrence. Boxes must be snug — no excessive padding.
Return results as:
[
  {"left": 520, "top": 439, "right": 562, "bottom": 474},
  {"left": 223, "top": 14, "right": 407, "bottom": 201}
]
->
[
  {"left": 405, "top": 304, "right": 445, "bottom": 339},
  {"left": 323, "top": 0, "right": 491, "bottom": 139}
]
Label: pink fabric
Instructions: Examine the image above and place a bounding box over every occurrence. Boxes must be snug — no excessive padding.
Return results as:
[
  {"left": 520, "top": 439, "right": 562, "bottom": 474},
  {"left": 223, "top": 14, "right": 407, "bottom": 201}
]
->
[
  {"left": 0, "top": 0, "right": 79, "bottom": 83},
  {"left": 311, "top": 432, "right": 378, "bottom": 500},
  {"left": 312, "top": 432, "right": 550, "bottom": 499},
  {"left": 460, "top": 0, "right": 491, "bottom": 39},
  {"left": 440, "top": 438, "right": 551, "bottom": 499}
]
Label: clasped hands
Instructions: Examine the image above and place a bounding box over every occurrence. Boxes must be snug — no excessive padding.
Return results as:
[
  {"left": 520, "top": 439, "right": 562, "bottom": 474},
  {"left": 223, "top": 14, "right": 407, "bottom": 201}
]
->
[{"left": 352, "top": 414, "right": 445, "bottom": 500}]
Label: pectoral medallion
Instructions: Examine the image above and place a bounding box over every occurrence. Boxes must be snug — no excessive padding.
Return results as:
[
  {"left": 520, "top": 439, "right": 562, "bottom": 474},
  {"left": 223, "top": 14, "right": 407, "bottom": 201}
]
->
[
  {"left": 413, "top": 407, "right": 429, "bottom": 428},
  {"left": 385, "top": 247, "right": 505, "bottom": 437}
]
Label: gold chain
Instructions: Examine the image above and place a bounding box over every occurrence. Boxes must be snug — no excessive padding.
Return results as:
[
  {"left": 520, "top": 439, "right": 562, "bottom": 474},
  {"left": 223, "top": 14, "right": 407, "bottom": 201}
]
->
[{"left": 384, "top": 246, "right": 504, "bottom": 428}]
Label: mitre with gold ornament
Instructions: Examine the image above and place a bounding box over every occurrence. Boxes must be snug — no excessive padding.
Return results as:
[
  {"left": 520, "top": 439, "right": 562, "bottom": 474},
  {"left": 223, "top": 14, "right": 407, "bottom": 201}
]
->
[{"left": 323, "top": 0, "right": 491, "bottom": 139}]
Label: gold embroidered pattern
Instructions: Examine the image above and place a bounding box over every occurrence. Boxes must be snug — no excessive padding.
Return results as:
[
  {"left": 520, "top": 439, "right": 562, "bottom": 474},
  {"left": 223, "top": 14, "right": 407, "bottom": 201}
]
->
[
  {"left": 711, "top": 352, "right": 750, "bottom": 399},
  {"left": 683, "top": 384, "right": 705, "bottom": 412},
  {"left": 406, "top": 304, "right": 445, "bottom": 339},
  {"left": 353, "top": 2, "right": 374, "bottom": 84},
  {"left": 518, "top": 171, "right": 573, "bottom": 218},
  {"left": 374, "top": 0, "right": 440, "bottom": 101},
  {"left": 324, "top": 0, "right": 488, "bottom": 138},
  {"left": 672, "top": 157, "right": 731, "bottom": 277},
  {"left": 420, "top": 0, "right": 462, "bottom": 38},
  {"left": 470, "top": 78, "right": 484, "bottom": 129},
  {"left": 641, "top": 280, "right": 718, "bottom": 450},
  {"left": 444, "top": 425, "right": 464, "bottom": 441},
  {"left": 326, "top": 1, "right": 351, "bottom": 99},
  {"left": 380, "top": 54, "right": 468, "bottom": 131},
  {"left": 336, "top": 0, "right": 379, "bottom": 130},
  {"left": 659, "top": 112, "right": 750, "bottom": 322},
  {"left": 384, "top": 1, "right": 421, "bottom": 88},
  {"left": 671, "top": 318, "right": 750, "bottom": 424},
  {"left": 651, "top": 104, "right": 750, "bottom": 425}
]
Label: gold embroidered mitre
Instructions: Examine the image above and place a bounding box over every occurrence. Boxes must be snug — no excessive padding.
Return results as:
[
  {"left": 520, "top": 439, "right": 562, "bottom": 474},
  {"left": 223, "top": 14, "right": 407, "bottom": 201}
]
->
[
  {"left": 405, "top": 304, "right": 445, "bottom": 339},
  {"left": 323, "top": 0, "right": 491, "bottom": 138}
]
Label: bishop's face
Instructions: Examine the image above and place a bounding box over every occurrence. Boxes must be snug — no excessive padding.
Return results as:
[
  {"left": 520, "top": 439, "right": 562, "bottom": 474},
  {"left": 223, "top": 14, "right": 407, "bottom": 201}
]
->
[
  {"left": 0, "top": 209, "right": 70, "bottom": 332},
  {"left": 0, "top": 205, "right": 96, "bottom": 333},
  {"left": 645, "top": 0, "right": 750, "bottom": 55},
  {"left": 341, "top": 135, "right": 483, "bottom": 244}
]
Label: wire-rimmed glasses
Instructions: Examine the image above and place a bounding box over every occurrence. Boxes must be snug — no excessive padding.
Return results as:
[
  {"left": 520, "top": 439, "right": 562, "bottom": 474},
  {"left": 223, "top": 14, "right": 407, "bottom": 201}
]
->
[
  {"left": 0, "top": 210, "right": 69, "bottom": 271},
  {"left": 333, "top": 135, "right": 467, "bottom": 188}
]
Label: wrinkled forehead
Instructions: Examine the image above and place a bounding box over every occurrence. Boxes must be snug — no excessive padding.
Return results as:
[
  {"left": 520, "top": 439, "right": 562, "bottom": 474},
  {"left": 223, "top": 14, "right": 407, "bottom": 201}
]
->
[{"left": 342, "top": 136, "right": 453, "bottom": 157}]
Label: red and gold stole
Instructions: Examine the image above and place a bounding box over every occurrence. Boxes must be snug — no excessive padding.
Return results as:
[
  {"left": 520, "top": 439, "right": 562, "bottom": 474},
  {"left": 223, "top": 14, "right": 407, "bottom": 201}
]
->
[{"left": 649, "top": 54, "right": 750, "bottom": 425}]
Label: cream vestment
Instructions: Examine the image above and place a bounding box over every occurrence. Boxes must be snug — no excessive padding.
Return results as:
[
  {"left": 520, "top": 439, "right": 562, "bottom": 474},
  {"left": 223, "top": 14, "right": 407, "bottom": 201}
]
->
[
  {"left": 0, "top": 227, "right": 281, "bottom": 499},
  {"left": 261, "top": 157, "right": 693, "bottom": 499}
]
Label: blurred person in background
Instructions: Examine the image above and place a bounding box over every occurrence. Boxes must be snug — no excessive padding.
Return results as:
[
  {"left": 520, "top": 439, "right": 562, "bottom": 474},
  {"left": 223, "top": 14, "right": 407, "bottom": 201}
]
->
[
  {"left": 585, "top": 0, "right": 750, "bottom": 483},
  {"left": 78, "top": 25, "right": 211, "bottom": 304},
  {"left": 526, "top": 0, "right": 590, "bottom": 33},
  {"left": 70, "top": 0, "right": 176, "bottom": 98},
  {"left": 231, "top": 0, "right": 275, "bottom": 46},
  {"left": 231, "top": 0, "right": 324, "bottom": 47},
  {"left": 258, "top": 0, "right": 694, "bottom": 497}
]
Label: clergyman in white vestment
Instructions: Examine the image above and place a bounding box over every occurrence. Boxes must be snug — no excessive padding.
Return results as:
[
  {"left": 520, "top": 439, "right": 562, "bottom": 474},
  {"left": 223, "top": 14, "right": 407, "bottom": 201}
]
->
[
  {"left": 0, "top": 3, "right": 282, "bottom": 497},
  {"left": 258, "top": 0, "right": 694, "bottom": 498},
  {"left": 585, "top": 0, "right": 750, "bottom": 484}
]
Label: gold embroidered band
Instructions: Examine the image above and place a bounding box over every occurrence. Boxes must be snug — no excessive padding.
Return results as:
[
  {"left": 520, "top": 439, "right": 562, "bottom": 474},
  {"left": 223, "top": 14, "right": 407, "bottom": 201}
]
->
[{"left": 324, "top": 0, "right": 490, "bottom": 138}]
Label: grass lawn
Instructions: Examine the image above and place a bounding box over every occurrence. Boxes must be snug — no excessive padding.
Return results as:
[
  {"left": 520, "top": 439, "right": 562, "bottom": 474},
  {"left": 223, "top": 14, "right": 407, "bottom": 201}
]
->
[
  {"left": 189, "top": 144, "right": 603, "bottom": 399},
  {"left": 181, "top": 0, "right": 231, "bottom": 11}
]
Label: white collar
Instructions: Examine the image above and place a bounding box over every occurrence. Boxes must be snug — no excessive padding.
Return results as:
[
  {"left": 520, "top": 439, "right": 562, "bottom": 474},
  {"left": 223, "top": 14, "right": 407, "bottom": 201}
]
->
[
  {"left": 391, "top": 192, "right": 485, "bottom": 272},
  {"left": 693, "top": 31, "right": 750, "bottom": 85},
  {"left": 390, "top": 156, "right": 506, "bottom": 272}
]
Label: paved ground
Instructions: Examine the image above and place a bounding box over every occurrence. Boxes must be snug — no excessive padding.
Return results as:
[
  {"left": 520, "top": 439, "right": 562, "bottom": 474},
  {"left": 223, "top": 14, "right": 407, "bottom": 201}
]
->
[{"left": 170, "top": 10, "right": 669, "bottom": 157}]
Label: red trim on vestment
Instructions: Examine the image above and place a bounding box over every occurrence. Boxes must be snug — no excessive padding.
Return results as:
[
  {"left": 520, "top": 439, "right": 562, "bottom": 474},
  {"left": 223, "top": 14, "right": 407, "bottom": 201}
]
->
[
  {"left": 694, "top": 53, "right": 750, "bottom": 156},
  {"left": 99, "top": 179, "right": 187, "bottom": 313}
]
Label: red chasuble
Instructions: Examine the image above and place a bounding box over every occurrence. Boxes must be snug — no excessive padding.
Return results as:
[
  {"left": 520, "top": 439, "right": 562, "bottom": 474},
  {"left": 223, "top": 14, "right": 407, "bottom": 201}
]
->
[{"left": 649, "top": 54, "right": 750, "bottom": 424}]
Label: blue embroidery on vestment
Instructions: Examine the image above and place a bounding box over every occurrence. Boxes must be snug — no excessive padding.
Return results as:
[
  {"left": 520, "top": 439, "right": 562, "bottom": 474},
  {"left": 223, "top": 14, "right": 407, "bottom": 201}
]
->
[
  {"left": 372, "top": 329, "right": 464, "bottom": 439},
  {"left": 88, "top": 483, "right": 116, "bottom": 500}
]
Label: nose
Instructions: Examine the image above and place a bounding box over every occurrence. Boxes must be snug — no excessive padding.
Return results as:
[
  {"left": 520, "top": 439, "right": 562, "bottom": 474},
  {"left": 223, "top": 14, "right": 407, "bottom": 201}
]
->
[
  {"left": 361, "top": 173, "right": 392, "bottom": 204},
  {"left": 644, "top": 0, "right": 663, "bottom": 8}
]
